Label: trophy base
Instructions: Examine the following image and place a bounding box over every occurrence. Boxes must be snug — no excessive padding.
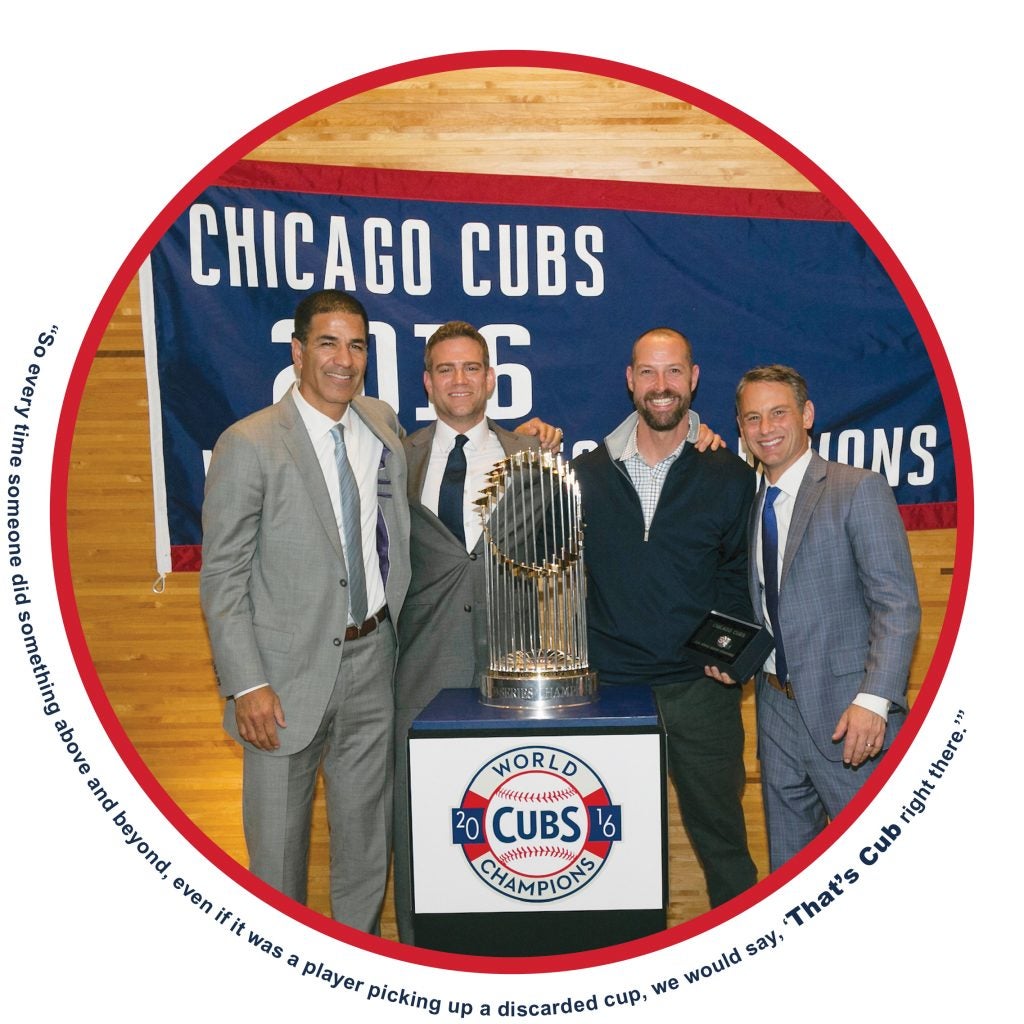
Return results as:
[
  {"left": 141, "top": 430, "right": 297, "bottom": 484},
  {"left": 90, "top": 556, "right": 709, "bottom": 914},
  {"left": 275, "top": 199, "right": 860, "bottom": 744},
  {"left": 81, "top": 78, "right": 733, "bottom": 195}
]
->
[{"left": 480, "top": 670, "right": 599, "bottom": 714}]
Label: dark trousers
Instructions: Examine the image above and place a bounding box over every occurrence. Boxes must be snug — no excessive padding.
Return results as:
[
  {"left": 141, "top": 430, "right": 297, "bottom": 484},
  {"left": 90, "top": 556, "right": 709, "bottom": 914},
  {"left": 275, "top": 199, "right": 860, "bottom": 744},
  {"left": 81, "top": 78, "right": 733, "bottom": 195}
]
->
[{"left": 652, "top": 677, "right": 757, "bottom": 907}]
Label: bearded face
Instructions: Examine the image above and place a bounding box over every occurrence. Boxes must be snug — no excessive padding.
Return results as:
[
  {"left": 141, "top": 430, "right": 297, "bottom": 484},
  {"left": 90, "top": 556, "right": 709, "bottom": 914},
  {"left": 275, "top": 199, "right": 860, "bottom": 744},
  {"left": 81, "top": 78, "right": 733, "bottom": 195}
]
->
[{"left": 633, "top": 383, "right": 691, "bottom": 432}]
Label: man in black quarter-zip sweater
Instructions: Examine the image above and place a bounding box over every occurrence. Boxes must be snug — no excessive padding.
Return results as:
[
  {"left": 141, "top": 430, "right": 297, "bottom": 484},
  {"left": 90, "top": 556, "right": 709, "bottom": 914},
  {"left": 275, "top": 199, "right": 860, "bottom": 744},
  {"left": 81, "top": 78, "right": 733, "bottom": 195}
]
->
[{"left": 573, "top": 327, "right": 758, "bottom": 910}]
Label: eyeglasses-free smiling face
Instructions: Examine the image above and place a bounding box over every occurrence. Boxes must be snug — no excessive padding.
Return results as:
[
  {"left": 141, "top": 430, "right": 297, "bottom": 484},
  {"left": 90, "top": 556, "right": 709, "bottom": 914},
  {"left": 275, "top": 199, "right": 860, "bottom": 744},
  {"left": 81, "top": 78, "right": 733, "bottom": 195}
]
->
[
  {"left": 737, "top": 380, "right": 815, "bottom": 482},
  {"left": 291, "top": 311, "right": 368, "bottom": 419},
  {"left": 626, "top": 330, "right": 700, "bottom": 433},
  {"left": 423, "top": 335, "right": 496, "bottom": 430}
]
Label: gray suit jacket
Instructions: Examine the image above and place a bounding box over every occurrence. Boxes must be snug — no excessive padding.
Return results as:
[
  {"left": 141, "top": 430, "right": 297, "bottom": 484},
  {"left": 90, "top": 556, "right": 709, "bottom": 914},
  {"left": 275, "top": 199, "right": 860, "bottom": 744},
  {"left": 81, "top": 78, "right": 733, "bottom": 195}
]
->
[
  {"left": 394, "top": 420, "right": 537, "bottom": 711},
  {"left": 200, "top": 386, "right": 410, "bottom": 756},
  {"left": 749, "top": 451, "right": 920, "bottom": 760}
]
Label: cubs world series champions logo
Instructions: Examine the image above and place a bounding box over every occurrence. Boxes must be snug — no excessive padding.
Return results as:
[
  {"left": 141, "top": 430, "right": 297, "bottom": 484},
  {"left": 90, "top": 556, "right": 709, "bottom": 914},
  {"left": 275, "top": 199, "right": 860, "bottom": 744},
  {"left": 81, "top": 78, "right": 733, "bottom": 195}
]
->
[{"left": 451, "top": 745, "right": 621, "bottom": 903}]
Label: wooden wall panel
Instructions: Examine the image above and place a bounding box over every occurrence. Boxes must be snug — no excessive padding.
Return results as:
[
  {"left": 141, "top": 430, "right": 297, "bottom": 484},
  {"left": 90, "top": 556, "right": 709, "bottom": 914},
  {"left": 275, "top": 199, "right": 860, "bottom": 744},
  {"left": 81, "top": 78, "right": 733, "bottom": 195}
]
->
[
  {"left": 250, "top": 69, "right": 816, "bottom": 190},
  {"left": 66, "top": 66, "right": 956, "bottom": 942}
]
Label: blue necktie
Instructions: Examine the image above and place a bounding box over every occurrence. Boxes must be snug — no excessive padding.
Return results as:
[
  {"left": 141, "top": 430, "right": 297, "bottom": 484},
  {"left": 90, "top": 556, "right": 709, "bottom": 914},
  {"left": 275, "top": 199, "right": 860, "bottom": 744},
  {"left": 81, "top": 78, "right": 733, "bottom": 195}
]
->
[
  {"left": 762, "top": 485, "right": 788, "bottom": 681},
  {"left": 331, "top": 423, "right": 368, "bottom": 626},
  {"left": 438, "top": 434, "right": 469, "bottom": 546}
]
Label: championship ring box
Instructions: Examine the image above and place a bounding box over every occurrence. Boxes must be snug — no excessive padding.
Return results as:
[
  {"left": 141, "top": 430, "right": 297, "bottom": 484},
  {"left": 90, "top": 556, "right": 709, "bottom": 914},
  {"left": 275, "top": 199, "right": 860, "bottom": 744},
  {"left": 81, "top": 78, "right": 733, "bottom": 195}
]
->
[{"left": 683, "top": 609, "right": 774, "bottom": 682}]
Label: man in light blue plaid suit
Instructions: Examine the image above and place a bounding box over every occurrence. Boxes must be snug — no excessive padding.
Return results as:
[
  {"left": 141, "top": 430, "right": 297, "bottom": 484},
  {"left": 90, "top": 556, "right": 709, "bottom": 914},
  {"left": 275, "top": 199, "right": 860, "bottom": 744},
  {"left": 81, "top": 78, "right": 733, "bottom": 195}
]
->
[{"left": 710, "top": 364, "right": 920, "bottom": 871}]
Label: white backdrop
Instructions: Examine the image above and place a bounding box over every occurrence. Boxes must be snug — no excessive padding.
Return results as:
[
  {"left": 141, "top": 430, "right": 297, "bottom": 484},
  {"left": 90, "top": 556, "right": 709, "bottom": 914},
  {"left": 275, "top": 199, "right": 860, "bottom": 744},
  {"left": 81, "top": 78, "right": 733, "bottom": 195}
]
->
[{"left": 4, "top": 4, "right": 1015, "bottom": 1017}]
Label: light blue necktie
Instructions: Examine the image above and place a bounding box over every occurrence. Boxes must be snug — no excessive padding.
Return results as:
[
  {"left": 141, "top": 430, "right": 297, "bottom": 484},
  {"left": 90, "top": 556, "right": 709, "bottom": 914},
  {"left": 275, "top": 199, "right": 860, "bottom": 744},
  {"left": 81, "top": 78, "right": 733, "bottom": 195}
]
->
[
  {"left": 331, "top": 423, "right": 368, "bottom": 626},
  {"left": 762, "top": 485, "right": 788, "bottom": 681}
]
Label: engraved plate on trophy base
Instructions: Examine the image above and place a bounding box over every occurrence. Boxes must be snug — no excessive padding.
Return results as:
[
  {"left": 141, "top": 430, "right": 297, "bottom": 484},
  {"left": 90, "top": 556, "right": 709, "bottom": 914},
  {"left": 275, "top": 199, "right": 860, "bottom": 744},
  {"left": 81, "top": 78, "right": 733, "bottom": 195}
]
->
[{"left": 480, "top": 668, "right": 599, "bottom": 713}]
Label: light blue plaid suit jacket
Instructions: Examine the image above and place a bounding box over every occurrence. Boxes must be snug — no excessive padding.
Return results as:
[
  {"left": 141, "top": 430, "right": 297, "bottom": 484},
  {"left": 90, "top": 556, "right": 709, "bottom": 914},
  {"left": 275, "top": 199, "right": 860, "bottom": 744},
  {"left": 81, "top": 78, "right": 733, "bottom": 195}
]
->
[{"left": 748, "top": 451, "right": 920, "bottom": 761}]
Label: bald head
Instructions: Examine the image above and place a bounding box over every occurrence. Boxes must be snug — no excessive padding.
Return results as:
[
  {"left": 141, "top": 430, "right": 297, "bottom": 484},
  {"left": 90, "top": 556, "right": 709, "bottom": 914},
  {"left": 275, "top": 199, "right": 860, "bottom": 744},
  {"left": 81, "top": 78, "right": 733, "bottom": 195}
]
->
[{"left": 631, "top": 327, "right": 693, "bottom": 368}]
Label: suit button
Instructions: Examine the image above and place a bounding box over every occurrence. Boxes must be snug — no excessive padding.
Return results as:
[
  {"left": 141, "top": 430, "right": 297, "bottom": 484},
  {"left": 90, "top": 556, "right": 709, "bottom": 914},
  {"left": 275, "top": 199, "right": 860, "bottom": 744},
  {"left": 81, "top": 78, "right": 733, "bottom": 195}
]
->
[
  {"left": 340, "top": 579, "right": 347, "bottom": 587},
  {"left": 464, "top": 604, "right": 472, "bottom": 612},
  {"left": 333, "top": 638, "right": 342, "bottom": 646},
  {"left": 469, "top": 553, "right": 477, "bottom": 561}
]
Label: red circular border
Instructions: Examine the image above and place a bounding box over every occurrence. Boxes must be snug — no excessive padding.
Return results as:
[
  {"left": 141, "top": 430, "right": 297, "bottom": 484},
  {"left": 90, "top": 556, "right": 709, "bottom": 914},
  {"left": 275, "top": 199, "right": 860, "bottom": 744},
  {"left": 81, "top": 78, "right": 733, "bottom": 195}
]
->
[{"left": 49, "top": 49, "right": 973, "bottom": 974}]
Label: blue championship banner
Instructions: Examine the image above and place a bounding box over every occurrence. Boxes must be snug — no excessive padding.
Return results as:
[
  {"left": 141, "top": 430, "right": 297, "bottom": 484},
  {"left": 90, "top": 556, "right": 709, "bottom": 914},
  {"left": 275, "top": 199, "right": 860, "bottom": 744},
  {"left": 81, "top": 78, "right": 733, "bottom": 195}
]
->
[{"left": 141, "top": 162, "right": 954, "bottom": 571}]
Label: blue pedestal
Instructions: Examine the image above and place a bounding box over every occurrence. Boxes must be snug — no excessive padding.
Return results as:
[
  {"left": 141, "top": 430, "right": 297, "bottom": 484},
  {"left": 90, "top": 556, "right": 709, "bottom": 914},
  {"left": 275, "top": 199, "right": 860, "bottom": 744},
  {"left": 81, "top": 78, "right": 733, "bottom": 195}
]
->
[{"left": 408, "top": 685, "right": 667, "bottom": 956}]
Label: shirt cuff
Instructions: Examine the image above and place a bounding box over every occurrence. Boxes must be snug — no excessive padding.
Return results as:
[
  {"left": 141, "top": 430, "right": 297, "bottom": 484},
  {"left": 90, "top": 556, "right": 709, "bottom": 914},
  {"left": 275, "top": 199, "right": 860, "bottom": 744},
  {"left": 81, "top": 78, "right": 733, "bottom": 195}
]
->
[
  {"left": 233, "top": 683, "right": 269, "bottom": 699},
  {"left": 852, "top": 692, "right": 889, "bottom": 721}
]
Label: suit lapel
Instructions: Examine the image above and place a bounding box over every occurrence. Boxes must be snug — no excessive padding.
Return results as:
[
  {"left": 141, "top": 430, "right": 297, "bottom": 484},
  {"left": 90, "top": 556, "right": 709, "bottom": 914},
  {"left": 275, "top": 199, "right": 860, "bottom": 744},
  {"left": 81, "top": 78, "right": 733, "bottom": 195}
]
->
[
  {"left": 277, "top": 392, "right": 346, "bottom": 564},
  {"left": 406, "top": 419, "right": 535, "bottom": 551},
  {"left": 350, "top": 395, "right": 407, "bottom": 590},
  {"left": 749, "top": 478, "right": 766, "bottom": 625},
  {"left": 405, "top": 423, "right": 462, "bottom": 551},
  {"left": 406, "top": 422, "right": 435, "bottom": 504},
  {"left": 351, "top": 393, "right": 399, "bottom": 456},
  {"left": 781, "top": 451, "right": 827, "bottom": 587},
  {"left": 495, "top": 421, "right": 533, "bottom": 458}
]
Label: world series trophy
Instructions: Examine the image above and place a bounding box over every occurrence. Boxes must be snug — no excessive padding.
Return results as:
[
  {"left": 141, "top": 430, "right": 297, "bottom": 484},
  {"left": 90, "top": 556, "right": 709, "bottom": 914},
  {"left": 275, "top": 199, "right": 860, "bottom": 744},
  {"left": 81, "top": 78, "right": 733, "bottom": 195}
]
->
[{"left": 476, "top": 449, "right": 599, "bottom": 712}]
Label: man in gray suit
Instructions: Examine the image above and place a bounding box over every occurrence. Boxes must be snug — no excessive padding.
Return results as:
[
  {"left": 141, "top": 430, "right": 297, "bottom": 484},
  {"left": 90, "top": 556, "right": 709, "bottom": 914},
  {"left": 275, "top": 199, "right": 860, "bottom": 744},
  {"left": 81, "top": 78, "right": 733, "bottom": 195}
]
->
[
  {"left": 200, "top": 290, "right": 410, "bottom": 933},
  {"left": 714, "top": 364, "right": 920, "bottom": 871},
  {"left": 392, "top": 321, "right": 559, "bottom": 944}
]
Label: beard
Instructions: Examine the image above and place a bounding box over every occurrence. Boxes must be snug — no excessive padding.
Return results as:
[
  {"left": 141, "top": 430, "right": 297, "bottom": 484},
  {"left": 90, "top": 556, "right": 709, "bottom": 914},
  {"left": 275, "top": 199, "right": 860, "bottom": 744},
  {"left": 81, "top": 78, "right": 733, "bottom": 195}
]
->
[{"left": 634, "top": 389, "right": 690, "bottom": 432}]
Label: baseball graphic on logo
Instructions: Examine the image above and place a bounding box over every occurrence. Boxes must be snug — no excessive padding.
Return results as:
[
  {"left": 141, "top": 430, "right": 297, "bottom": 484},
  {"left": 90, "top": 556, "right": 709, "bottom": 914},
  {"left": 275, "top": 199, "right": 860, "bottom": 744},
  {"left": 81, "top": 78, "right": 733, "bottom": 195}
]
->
[
  {"left": 486, "top": 770, "right": 588, "bottom": 876},
  {"left": 453, "top": 745, "right": 621, "bottom": 903}
]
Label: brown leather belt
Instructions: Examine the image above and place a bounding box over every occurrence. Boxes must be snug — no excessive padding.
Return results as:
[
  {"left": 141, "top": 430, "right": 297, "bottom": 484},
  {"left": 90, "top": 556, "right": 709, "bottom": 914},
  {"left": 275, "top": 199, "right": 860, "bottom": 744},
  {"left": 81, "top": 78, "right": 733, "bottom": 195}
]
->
[
  {"left": 344, "top": 605, "right": 389, "bottom": 642},
  {"left": 766, "top": 672, "right": 794, "bottom": 700}
]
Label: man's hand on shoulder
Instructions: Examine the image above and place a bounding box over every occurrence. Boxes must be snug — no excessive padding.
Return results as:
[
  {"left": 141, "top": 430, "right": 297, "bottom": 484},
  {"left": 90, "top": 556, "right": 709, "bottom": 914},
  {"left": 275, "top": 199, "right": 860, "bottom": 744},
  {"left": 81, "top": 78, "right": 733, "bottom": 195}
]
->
[
  {"left": 235, "top": 685, "right": 287, "bottom": 751},
  {"left": 515, "top": 417, "right": 563, "bottom": 452},
  {"left": 694, "top": 422, "right": 725, "bottom": 452}
]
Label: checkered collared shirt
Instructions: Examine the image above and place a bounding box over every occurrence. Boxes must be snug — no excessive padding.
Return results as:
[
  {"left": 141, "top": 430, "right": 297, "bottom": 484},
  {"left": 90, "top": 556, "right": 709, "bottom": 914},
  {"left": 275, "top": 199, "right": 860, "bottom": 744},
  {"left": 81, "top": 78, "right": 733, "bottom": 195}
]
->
[{"left": 621, "top": 425, "right": 689, "bottom": 540}]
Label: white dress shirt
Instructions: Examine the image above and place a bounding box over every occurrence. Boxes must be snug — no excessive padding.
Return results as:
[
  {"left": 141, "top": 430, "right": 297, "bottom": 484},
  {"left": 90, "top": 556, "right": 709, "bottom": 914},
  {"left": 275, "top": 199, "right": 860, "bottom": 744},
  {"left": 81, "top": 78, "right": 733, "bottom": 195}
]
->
[
  {"left": 756, "top": 446, "right": 888, "bottom": 719},
  {"left": 292, "top": 386, "right": 386, "bottom": 622},
  {"left": 420, "top": 417, "right": 505, "bottom": 552}
]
